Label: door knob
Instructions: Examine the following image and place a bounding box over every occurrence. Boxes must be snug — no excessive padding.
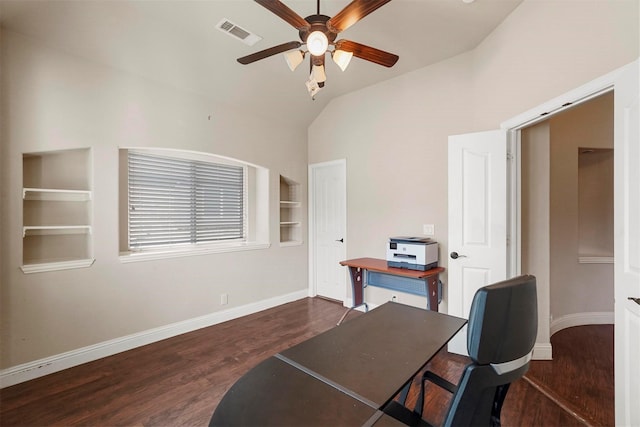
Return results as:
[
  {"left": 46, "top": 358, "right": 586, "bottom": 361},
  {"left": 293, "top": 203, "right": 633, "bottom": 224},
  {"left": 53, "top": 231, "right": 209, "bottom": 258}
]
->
[
  {"left": 450, "top": 251, "right": 467, "bottom": 259},
  {"left": 629, "top": 297, "right": 640, "bottom": 306},
  {"left": 335, "top": 238, "right": 344, "bottom": 243}
]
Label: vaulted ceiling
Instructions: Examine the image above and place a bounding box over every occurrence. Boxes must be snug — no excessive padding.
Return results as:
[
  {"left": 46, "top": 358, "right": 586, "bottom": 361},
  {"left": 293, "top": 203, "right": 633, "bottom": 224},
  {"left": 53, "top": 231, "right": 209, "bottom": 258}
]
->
[{"left": 0, "top": 0, "right": 523, "bottom": 128}]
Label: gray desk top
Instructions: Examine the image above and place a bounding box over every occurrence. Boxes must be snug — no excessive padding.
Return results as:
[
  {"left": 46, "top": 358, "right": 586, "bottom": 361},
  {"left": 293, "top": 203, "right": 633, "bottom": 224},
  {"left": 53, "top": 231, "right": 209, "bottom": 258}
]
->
[
  {"left": 211, "top": 302, "right": 467, "bottom": 426},
  {"left": 210, "top": 356, "right": 379, "bottom": 426},
  {"left": 279, "top": 302, "right": 467, "bottom": 407}
]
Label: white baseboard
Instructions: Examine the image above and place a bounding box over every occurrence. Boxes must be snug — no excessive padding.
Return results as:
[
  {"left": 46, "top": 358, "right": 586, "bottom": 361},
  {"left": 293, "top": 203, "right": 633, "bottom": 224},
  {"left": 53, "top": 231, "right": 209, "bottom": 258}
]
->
[
  {"left": 533, "top": 343, "right": 553, "bottom": 360},
  {"left": 550, "top": 311, "right": 614, "bottom": 336},
  {"left": 0, "top": 290, "right": 308, "bottom": 388}
]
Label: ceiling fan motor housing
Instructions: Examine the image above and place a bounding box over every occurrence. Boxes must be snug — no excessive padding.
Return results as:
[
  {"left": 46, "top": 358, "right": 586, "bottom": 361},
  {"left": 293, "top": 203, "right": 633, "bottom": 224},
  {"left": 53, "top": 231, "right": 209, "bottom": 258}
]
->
[{"left": 300, "top": 14, "right": 337, "bottom": 56}]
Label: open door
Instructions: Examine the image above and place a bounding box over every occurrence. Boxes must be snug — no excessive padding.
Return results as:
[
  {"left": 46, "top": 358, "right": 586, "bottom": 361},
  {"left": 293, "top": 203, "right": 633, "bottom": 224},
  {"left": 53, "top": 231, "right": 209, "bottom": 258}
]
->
[
  {"left": 613, "top": 59, "right": 639, "bottom": 426},
  {"left": 447, "top": 130, "right": 508, "bottom": 355}
]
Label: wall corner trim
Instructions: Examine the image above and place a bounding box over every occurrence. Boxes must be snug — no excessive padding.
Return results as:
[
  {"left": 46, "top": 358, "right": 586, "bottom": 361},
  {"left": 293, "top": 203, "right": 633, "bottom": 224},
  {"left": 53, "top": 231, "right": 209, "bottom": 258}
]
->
[{"left": 0, "top": 290, "right": 308, "bottom": 388}]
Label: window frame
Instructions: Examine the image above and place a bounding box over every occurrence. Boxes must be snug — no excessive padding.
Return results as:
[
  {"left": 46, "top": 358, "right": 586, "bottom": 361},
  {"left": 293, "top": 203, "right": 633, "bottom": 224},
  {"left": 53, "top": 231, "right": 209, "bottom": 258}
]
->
[{"left": 119, "top": 148, "right": 270, "bottom": 263}]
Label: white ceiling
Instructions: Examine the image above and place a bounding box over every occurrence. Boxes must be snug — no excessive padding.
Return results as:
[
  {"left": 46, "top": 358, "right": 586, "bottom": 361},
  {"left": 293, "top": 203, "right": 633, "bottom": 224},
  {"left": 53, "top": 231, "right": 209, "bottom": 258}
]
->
[{"left": 0, "top": 0, "right": 523, "bottom": 129}]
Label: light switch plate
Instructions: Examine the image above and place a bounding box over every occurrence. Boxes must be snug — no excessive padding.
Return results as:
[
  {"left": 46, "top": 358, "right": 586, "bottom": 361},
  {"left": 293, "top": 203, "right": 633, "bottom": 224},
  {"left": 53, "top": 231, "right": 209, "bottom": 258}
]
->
[{"left": 423, "top": 224, "right": 435, "bottom": 236}]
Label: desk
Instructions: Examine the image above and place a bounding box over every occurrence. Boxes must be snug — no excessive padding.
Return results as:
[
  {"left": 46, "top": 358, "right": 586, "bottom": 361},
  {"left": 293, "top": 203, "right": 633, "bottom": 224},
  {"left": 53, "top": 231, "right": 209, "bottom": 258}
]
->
[
  {"left": 209, "top": 357, "right": 387, "bottom": 426},
  {"left": 340, "top": 258, "right": 445, "bottom": 314},
  {"left": 210, "top": 302, "right": 467, "bottom": 426}
]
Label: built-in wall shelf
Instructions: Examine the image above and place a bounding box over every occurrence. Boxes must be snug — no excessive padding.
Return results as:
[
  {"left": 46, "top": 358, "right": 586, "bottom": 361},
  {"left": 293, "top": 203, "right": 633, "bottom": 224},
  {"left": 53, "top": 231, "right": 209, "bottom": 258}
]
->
[
  {"left": 578, "top": 256, "right": 614, "bottom": 264},
  {"left": 23, "top": 225, "right": 92, "bottom": 237},
  {"left": 23, "top": 188, "right": 92, "bottom": 202},
  {"left": 279, "top": 175, "right": 302, "bottom": 246},
  {"left": 20, "top": 258, "right": 95, "bottom": 274},
  {"left": 22, "top": 148, "right": 94, "bottom": 273},
  {"left": 279, "top": 201, "right": 301, "bottom": 208}
]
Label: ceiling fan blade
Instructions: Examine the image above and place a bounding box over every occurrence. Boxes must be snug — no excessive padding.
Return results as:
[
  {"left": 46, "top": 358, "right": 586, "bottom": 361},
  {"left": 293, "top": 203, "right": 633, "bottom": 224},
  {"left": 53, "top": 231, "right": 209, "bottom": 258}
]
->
[
  {"left": 327, "top": 0, "right": 392, "bottom": 33},
  {"left": 254, "top": 0, "right": 311, "bottom": 31},
  {"left": 237, "top": 41, "right": 302, "bottom": 65},
  {"left": 334, "top": 39, "right": 399, "bottom": 68}
]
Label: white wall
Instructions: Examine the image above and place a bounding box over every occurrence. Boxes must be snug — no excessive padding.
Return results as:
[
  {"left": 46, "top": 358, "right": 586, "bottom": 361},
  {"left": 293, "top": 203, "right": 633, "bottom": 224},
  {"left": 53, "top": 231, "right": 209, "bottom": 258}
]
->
[
  {"left": 308, "top": 0, "right": 638, "bottom": 349},
  {"left": 0, "top": 30, "right": 309, "bottom": 369}
]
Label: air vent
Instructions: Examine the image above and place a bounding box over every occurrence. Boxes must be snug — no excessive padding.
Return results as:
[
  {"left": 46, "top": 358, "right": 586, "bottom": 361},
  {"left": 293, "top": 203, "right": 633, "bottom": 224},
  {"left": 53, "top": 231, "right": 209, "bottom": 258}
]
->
[{"left": 216, "top": 19, "right": 262, "bottom": 46}]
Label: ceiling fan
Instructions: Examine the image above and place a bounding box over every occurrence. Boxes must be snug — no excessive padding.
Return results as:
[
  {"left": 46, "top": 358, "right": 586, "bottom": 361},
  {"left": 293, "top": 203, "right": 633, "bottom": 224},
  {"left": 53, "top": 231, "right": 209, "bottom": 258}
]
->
[{"left": 238, "top": 0, "right": 399, "bottom": 97}]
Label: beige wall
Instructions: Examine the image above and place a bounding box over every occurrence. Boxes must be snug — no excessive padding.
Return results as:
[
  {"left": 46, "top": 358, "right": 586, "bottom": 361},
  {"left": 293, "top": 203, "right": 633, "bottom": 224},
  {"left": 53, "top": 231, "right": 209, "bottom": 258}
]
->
[
  {"left": 549, "top": 93, "right": 615, "bottom": 322},
  {"left": 0, "top": 30, "right": 309, "bottom": 368},
  {"left": 308, "top": 0, "right": 638, "bottom": 348},
  {"left": 521, "top": 121, "right": 550, "bottom": 339},
  {"left": 521, "top": 93, "right": 614, "bottom": 336},
  {"left": 2, "top": 0, "right": 637, "bottom": 371}
]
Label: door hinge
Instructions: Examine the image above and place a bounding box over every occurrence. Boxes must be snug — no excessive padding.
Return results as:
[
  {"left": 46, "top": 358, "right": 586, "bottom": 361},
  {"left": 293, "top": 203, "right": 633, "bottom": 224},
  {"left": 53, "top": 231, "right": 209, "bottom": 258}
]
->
[{"left": 507, "top": 152, "right": 514, "bottom": 161}]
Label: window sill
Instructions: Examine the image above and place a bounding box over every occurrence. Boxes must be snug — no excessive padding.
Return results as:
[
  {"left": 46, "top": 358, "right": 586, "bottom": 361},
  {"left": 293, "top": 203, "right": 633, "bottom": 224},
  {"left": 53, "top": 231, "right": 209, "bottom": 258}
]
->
[{"left": 119, "top": 241, "right": 271, "bottom": 263}]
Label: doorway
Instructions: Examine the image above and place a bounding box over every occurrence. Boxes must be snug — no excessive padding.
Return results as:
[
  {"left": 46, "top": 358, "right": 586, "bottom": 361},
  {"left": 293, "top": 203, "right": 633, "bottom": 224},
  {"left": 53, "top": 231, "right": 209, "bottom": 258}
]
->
[
  {"left": 520, "top": 92, "right": 614, "bottom": 341},
  {"left": 308, "top": 159, "right": 347, "bottom": 303}
]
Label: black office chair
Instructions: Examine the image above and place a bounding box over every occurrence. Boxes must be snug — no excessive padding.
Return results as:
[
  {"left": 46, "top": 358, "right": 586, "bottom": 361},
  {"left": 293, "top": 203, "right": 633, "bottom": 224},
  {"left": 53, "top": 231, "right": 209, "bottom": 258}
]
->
[{"left": 384, "top": 275, "right": 538, "bottom": 427}]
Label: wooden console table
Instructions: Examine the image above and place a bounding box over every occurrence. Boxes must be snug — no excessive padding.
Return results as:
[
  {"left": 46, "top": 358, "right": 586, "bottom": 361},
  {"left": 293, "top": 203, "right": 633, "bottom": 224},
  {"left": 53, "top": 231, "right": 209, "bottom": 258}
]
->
[{"left": 339, "top": 258, "right": 444, "bottom": 324}]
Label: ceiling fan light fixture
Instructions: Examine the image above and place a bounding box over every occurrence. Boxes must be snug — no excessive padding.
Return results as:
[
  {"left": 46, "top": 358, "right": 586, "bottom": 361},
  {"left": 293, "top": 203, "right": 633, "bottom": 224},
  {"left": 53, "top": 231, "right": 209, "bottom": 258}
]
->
[
  {"left": 284, "top": 50, "right": 304, "bottom": 71},
  {"left": 305, "top": 77, "right": 321, "bottom": 99},
  {"left": 311, "top": 64, "right": 327, "bottom": 83},
  {"left": 332, "top": 49, "right": 353, "bottom": 71},
  {"left": 307, "top": 31, "right": 329, "bottom": 56}
]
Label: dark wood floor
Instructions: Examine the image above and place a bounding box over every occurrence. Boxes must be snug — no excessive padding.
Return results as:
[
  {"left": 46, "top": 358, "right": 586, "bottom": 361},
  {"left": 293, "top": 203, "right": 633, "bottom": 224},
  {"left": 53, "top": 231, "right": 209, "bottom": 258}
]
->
[
  {"left": 402, "top": 324, "right": 614, "bottom": 427},
  {"left": 0, "top": 298, "right": 613, "bottom": 426}
]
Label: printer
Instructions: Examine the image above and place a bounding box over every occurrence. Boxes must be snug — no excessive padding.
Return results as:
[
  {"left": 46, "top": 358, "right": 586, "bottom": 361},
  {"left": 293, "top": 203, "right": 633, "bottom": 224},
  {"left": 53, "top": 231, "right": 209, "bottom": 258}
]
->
[{"left": 386, "top": 236, "right": 438, "bottom": 271}]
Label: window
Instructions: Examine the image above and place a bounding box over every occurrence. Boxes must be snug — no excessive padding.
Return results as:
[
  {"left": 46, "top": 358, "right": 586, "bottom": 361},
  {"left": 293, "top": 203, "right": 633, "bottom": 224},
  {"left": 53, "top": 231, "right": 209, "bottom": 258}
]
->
[{"left": 119, "top": 149, "right": 270, "bottom": 261}]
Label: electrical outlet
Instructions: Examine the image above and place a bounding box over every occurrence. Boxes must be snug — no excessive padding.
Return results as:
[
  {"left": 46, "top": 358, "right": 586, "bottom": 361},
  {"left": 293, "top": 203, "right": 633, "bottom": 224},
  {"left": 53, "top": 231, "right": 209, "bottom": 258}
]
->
[
  {"left": 423, "top": 224, "right": 435, "bottom": 236},
  {"left": 220, "top": 293, "right": 228, "bottom": 305}
]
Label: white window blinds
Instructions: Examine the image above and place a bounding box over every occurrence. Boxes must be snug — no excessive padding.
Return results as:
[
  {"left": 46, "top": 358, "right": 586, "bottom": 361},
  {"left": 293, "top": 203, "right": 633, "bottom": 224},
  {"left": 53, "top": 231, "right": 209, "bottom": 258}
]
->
[{"left": 127, "top": 151, "right": 245, "bottom": 249}]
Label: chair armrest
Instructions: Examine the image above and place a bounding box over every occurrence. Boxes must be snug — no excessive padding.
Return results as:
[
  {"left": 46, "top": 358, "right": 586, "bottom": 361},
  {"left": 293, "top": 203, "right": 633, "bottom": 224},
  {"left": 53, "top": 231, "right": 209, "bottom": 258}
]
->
[
  {"left": 423, "top": 371, "right": 457, "bottom": 394},
  {"left": 383, "top": 401, "right": 434, "bottom": 427},
  {"left": 414, "top": 371, "right": 459, "bottom": 416}
]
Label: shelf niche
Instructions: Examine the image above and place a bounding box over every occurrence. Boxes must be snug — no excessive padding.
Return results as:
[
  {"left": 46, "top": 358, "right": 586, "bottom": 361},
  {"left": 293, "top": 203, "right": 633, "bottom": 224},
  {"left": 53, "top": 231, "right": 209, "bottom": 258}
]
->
[
  {"left": 21, "top": 148, "right": 94, "bottom": 273},
  {"left": 279, "top": 175, "right": 302, "bottom": 246},
  {"left": 577, "top": 147, "right": 614, "bottom": 262}
]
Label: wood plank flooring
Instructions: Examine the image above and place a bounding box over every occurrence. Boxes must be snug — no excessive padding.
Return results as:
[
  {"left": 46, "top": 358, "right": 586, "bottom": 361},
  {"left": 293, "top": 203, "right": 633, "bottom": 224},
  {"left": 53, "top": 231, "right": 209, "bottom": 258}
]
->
[
  {"left": 0, "top": 298, "right": 613, "bottom": 426},
  {"left": 401, "top": 324, "right": 614, "bottom": 427}
]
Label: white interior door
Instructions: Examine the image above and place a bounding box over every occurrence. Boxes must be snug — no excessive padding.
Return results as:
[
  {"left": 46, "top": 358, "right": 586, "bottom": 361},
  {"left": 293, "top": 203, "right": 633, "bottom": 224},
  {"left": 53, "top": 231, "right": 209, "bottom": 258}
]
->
[
  {"left": 614, "top": 59, "right": 640, "bottom": 427},
  {"left": 448, "top": 130, "right": 508, "bottom": 355},
  {"left": 309, "top": 160, "right": 347, "bottom": 302}
]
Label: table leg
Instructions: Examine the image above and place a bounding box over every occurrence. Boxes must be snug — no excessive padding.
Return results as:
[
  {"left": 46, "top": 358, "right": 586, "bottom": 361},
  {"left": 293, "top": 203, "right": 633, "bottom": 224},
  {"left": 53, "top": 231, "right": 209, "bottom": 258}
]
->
[
  {"left": 349, "top": 266, "right": 365, "bottom": 306},
  {"left": 337, "top": 266, "right": 368, "bottom": 325},
  {"left": 426, "top": 276, "right": 439, "bottom": 312}
]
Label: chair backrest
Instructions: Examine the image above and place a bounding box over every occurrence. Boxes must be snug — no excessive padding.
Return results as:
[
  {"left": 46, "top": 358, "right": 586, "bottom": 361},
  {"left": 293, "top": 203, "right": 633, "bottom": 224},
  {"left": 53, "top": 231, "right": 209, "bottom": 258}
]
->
[{"left": 443, "top": 275, "right": 538, "bottom": 427}]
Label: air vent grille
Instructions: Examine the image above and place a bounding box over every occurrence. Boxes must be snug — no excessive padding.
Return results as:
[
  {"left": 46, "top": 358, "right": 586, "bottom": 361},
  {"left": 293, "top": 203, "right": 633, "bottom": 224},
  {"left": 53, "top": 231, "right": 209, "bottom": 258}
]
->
[{"left": 216, "top": 19, "right": 262, "bottom": 46}]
